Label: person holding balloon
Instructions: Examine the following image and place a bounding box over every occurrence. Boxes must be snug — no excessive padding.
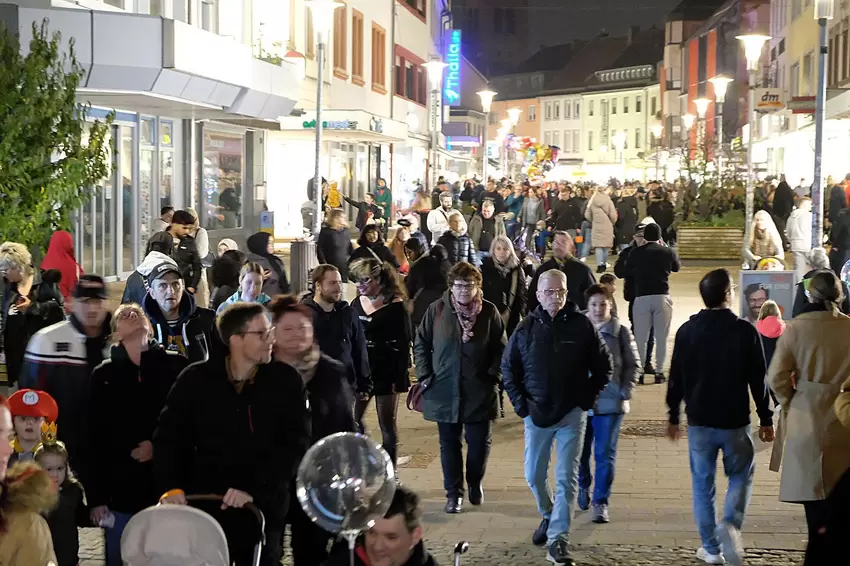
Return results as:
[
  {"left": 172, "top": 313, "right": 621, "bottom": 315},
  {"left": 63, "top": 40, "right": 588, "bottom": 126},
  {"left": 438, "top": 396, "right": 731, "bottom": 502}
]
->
[{"left": 269, "top": 294, "right": 358, "bottom": 566}]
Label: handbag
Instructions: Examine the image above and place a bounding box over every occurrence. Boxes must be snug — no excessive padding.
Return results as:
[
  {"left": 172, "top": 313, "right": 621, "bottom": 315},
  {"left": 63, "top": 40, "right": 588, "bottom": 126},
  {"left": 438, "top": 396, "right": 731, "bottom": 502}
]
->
[{"left": 406, "top": 378, "right": 431, "bottom": 412}]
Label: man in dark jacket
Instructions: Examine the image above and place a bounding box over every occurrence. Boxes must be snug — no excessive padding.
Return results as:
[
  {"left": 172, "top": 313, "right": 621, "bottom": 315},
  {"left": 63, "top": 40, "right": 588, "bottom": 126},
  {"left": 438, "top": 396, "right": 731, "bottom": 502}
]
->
[
  {"left": 615, "top": 187, "right": 639, "bottom": 251},
  {"left": 773, "top": 176, "right": 795, "bottom": 249},
  {"left": 344, "top": 192, "right": 384, "bottom": 231},
  {"left": 550, "top": 188, "right": 583, "bottom": 235},
  {"left": 475, "top": 179, "right": 506, "bottom": 213},
  {"left": 622, "top": 223, "right": 680, "bottom": 384},
  {"left": 166, "top": 210, "right": 202, "bottom": 294},
  {"left": 614, "top": 224, "right": 656, "bottom": 376},
  {"left": 155, "top": 302, "right": 312, "bottom": 566},
  {"left": 323, "top": 486, "right": 439, "bottom": 566},
  {"left": 527, "top": 231, "right": 596, "bottom": 311},
  {"left": 142, "top": 262, "right": 216, "bottom": 364},
  {"left": 666, "top": 268, "right": 774, "bottom": 566},
  {"left": 502, "top": 269, "right": 612, "bottom": 566},
  {"left": 303, "top": 264, "right": 371, "bottom": 396}
]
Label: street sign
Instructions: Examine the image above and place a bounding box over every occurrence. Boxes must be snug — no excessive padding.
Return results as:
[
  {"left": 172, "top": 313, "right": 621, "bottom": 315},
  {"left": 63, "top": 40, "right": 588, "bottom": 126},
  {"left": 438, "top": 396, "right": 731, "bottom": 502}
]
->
[
  {"left": 754, "top": 88, "right": 784, "bottom": 111},
  {"left": 788, "top": 96, "right": 816, "bottom": 114}
]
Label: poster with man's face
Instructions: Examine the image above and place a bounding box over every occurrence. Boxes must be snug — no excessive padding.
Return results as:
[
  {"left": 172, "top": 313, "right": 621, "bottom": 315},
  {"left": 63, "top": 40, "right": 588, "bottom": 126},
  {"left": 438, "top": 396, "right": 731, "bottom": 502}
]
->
[{"left": 739, "top": 271, "right": 795, "bottom": 324}]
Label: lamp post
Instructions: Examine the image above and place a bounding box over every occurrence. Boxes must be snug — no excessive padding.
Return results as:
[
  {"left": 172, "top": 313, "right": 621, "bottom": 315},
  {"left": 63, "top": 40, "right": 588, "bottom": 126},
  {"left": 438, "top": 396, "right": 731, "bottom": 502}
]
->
[
  {"left": 652, "top": 124, "right": 663, "bottom": 180},
  {"left": 708, "top": 75, "right": 733, "bottom": 176},
  {"left": 424, "top": 59, "right": 447, "bottom": 192},
  {"left": 506, "top": 108, "right": 521, "bottom": 179},
  {"left": 477, "top": 89, "right": 497, "bottom": 182},
  {"left": 306, "top": 0, "right": 342, "bottom": 237},
  {"left": 813, "top": 0, "right": 834, "bottom": 248},
  {"left": 500, "top": 118, "right": 513, "bottom": 177},
  {"left": 736, "top": 33, "right": 770, "bottom": 245},
  {"left": 693, "top": 97, "right": 712, "bottom": 167}
]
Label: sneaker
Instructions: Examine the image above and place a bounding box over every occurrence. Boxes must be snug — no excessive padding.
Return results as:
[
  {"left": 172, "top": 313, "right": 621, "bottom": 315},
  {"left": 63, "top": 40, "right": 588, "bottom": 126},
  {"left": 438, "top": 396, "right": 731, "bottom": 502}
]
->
[
  {"left": 579, "top": 257, "right": 587, "bottom": 263},
  {"left": 532, "top": 518, "right": 549, "bottom": 546},
  {"left": 654, "top": 372, "right": 667, "bottom": 384},
  {"left": 716, "top": 522, "right": 743, "bottom": 566},
  {"left": 696, "top": 547, "right": 725, "bottom": 564},
  {"left": 577, "top": 487, "right": 590, "bottom": 511},
  {"left": 591, "top": 503, "right": 609, "bottom": 523},
  {"left": 644, "top": 362, "right": 656, "bottom": 374},
  {"left": 546, "top": 536, "right": 575, "bottom": 565}
]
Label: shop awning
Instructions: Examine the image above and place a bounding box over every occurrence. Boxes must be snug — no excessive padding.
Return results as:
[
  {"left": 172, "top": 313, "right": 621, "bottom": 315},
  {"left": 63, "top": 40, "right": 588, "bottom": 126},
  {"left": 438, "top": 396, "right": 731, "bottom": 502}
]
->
[
  {"left": 0, "top": 5, "right": 300, "bottom": 120},
  {"left": 437, "top": 146, "right": 474, "bottom": 162},
  {"left": 278, "top": 110, "right": 409, "bottom": 143}
]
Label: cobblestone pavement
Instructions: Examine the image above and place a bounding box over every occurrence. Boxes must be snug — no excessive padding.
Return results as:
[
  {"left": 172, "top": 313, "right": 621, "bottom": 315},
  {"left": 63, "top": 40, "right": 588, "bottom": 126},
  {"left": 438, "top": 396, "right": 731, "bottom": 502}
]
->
[{"left": 82, "top": 263, "right": 809, "bottom": 565}]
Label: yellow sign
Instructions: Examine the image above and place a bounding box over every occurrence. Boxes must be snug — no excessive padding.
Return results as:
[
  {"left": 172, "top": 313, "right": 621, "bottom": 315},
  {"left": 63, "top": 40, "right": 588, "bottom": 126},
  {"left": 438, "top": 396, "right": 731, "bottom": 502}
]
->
[{"left": 572, "top": 171, "right": 587, "bottom": 177}]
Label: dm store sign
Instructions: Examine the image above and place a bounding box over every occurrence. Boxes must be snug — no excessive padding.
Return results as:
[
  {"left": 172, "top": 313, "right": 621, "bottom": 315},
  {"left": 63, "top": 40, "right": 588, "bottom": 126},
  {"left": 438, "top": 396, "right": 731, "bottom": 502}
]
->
[{"left": 444, "top": 30, "right": 462, "bottom": 107}]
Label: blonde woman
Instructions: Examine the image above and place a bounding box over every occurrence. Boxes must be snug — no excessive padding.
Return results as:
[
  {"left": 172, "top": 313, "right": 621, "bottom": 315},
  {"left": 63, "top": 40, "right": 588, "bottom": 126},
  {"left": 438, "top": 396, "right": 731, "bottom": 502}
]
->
[
  {"left": 216, "top": 262, "right": 272, "bottom": 314},
  {"left": 743, "top": 210, "right": 784, "bottom": 269},
  {"left": 185, "top": 208, "right": 211, "bottom": 307},
  {"left": 88, "top": 304, "right": 189, "bottom": 565}
]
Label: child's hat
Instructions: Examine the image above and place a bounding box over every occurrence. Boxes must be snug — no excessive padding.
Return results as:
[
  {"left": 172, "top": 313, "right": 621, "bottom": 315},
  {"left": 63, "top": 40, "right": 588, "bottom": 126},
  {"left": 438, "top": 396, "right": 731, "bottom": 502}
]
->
[{"left": 8, "top": 389, "right": 58, "bottom": 422}]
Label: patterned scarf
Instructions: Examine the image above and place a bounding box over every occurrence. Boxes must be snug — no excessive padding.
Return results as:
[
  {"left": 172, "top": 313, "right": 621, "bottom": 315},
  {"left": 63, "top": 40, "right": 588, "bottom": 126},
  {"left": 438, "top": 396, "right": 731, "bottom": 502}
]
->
[
  {"left": 289, "top": 343, "right": 321, "bottom": 383},
  {"left": 450, "top": 291, "right": 483, "bottom": 343},
  {"left": 493, "top": 254, "right": 519, "bottom": 277}
]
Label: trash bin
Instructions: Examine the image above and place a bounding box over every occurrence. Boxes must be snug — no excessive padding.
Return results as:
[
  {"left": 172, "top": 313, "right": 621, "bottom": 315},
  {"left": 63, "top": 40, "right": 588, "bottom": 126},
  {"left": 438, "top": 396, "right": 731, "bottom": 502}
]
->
[{"left": 290, "top": 239, "right": 318, "bottom": 297}]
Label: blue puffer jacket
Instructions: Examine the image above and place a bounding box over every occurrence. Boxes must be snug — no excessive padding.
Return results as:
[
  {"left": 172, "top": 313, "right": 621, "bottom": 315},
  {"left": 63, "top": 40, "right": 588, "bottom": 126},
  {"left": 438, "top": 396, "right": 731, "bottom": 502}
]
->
[
  {"left": 593, "top": 317, "right": 640, "bottom": 415},
  {"left": 502, "top": 303, "right": 612, "bottom": 428}
]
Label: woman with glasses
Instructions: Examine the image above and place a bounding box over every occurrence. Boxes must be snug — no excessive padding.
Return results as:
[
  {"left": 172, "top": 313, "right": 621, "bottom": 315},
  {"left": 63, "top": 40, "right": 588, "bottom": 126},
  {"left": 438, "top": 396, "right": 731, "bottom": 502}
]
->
[
  {"left": 413, "top": 262, "right": 506, "bottom": 514},
  {"left": 350, "top": 258, "right": 411, "bottom": 468}
]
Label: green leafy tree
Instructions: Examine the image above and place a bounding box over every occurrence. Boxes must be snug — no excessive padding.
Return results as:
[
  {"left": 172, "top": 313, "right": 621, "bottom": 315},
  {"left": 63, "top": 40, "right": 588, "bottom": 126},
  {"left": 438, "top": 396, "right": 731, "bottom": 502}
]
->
[{"left": 0, "top": 19, "right": 112, "bottom": 250}]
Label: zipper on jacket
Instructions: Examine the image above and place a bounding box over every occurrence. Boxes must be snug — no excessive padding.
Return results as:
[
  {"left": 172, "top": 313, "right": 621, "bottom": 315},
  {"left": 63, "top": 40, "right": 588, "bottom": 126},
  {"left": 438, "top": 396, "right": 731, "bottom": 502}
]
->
[{"left": 248, "top": 405, "right": 254, "bottom": 434}]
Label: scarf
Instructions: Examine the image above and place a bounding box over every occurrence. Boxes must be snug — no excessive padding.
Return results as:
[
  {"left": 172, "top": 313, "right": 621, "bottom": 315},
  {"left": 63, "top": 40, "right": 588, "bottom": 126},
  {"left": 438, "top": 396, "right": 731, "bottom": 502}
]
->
[
  {"left": 751, "top": 228, "right": 777, "bottom": 259},
  {"left": 493, "top": 254, "right": 519, "bottom": 277},
  {"left": 289, "top": 344, "right": 321, "bottom": 382},
  {"left": 450, "top": 291, "right": 483, "bottom": 343}
]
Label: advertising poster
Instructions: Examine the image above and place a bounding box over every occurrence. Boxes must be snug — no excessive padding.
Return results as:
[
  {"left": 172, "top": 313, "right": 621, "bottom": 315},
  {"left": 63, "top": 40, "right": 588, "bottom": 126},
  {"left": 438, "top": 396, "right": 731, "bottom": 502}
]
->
[{"left": 739, "top": 270, "right": 796, "bottom": 324}]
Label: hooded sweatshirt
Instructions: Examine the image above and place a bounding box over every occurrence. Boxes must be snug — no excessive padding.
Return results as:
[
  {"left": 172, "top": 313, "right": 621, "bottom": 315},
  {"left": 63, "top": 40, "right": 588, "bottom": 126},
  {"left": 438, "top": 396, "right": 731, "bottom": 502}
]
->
[
  {"left": 142, "top": 291, "right": 216, "bottom": 364},
  {"left": 122, "top": 252, "right": 178, "bottom": 306},
  {"left": 756, "top": 315, "right": 786, "bottom": 371},
  {"left": 215, "top": 290, "right": 272, "bottom": 314}
]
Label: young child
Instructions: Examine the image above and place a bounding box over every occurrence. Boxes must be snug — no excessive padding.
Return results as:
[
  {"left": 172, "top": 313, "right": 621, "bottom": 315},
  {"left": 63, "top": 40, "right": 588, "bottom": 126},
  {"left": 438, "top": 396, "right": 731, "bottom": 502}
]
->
[
  {"left": 756, "top": 300, "right": 785, "bottom": 406},
  {"left": 35, "top": 425, "right": 88, "bottom": 566},
  {"left": 599, "top": 273, "right": 620, "bottom": 318},
  {"left": 8, "top": 389, "right": 58, "bottom": 465},
  {"left": 534, "top": 220, "right": 553, "bottom": 258}
]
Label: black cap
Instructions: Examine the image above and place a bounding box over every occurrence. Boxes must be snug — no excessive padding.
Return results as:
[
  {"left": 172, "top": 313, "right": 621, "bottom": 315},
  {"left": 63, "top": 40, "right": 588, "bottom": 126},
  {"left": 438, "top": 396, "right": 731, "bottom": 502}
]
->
[
  {"left": 146, "top": 262, "right": 182, "bottom": 287},
  {"left": 397, "top": 218, "right": 412, "bottom": 228},
  {"left": 73, "top": 275, "right": 108, "bottom": 300},
  {"left": 643, "top": 223, "right": 662, "bottom": 241}
]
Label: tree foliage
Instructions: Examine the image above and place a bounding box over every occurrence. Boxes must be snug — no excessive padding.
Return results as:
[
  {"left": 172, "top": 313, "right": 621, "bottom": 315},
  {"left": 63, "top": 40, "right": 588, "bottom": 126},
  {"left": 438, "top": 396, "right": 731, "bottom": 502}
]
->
[{"left": 0, "top": 19, "right": 112, "bottom": 250}]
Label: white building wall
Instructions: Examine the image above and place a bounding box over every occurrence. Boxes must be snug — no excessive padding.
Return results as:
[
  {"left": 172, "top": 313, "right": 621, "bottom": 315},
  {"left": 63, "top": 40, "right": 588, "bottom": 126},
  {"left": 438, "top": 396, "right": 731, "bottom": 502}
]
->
[{"left": 539, "top": 94, "right": 582, "bottom": 155}]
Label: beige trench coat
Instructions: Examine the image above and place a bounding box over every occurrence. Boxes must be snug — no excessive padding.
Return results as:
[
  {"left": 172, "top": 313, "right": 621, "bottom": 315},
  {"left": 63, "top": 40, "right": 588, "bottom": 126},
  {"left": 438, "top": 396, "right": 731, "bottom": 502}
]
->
[
  {"left": 767, "top": 309, "right": 850, "bottom": 502},
  {"left": 584, "top": 191, "right": 618, "bottom": 248}
]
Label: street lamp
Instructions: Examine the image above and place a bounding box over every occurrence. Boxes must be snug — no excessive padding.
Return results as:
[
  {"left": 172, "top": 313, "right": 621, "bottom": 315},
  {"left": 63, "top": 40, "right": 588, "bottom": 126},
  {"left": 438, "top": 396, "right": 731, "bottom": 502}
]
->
[
  {"left": 500, "top": 118, "right": 513, "bottom": 176},
  {"left": 477, "top": 89, "right": 497, "bottom": 182},
  {"left": 736, "top": 33, "right": 770, "bottom": 246},
  {"left": 813, "top": 0, "right": 835, "bottom": 248},
  {"left": 507, "top": 107, "right": 522, "bottom": 125},
  {"left": 306, "top": 0, "right": 342, "bottom": 237},
  {"left": 652, "top": 124, "right": 663, "bottom": 180},
  {"left": 682, "top": 113, "right": 696, "bottom": 131},
  {"left": 693, "top": 97, "right": 712, "bottom": 164},
  {"left": 693, "top": 97, "right": 711, "bottom": 119},
  {"left": 709, "top": 75, "right": 733, "bottom": 176},
  {"left": 424, "top": 59, "right": 447, "bottom": 191}
]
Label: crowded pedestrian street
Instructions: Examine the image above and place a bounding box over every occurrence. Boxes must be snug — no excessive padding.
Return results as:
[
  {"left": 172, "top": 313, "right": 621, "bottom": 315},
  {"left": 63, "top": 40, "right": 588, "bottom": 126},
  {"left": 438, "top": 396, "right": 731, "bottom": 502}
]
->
[{"left": 70, "top": 262, "right": 807, "bottom": 566}]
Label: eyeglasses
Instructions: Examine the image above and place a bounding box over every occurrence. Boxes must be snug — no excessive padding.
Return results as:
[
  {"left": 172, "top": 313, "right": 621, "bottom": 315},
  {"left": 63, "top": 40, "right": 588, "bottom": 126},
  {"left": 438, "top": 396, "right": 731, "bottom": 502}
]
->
[
  {"left": 354, "top": 277, "right": 374, "bottom": 285},
  {"left": 540, "top": 289, "right": 567, "bottom": 297},
  {"left": 240, "top": 326, "right": 275, "bottom": 340},
  {"left": 452, "top": 282, "right": 477, "bottom": 290}
]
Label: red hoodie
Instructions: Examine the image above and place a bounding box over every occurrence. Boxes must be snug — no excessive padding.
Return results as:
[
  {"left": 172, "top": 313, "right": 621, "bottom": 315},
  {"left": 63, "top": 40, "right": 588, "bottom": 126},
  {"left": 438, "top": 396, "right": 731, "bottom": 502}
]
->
[{"left": 756, "top": 315, "right": 786, "bottom": 339}]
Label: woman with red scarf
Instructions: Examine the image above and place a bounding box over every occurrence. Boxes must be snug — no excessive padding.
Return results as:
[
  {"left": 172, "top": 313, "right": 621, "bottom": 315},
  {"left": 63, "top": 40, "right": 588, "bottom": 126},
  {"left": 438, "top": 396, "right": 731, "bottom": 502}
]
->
[{"left": 41, "top": 231, "right": 82, "bottom": 311}]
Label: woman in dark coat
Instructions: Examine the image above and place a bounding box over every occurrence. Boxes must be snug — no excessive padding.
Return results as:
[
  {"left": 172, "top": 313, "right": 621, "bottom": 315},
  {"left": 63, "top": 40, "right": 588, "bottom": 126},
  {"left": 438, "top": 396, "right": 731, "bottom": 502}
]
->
[
  {"left": 480, "top": 236, "right": 526, "bottom": 337},
  {"left": 413, "top": 262, "right": 507, "bottom": 514},
  {"left": 348, "top": 224, "right": 399, "bottom": 269},
  {"left": 269, "top": 295, "right": 356, "bottom": 566},
  {"left": 317, "top": 209, "right": 354, "bottom": 279},
  {"left": 437, "top": 211, "right": 475, "bottom": 266},
  {"left": 246, "top": 232, "right": 290, "bottom": 296},
  {"left": 404, "top": 240, "right": 450, "bottom": 329},
  {"left": 210, "top": 249, "right": 245, "bottom": 312},
  {"left": 88, "top": 304, "right": 189, "bottom": 565},
  {"left": 350, "top": 258, "right": 411, "bottom": 467}
]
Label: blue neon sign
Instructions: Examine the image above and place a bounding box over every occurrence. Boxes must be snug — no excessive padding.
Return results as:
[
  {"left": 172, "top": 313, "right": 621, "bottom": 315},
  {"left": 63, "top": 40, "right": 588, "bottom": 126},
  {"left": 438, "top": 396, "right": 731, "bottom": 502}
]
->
[{"left": 444, "top": 29, "right": 462, "bottom": 107}]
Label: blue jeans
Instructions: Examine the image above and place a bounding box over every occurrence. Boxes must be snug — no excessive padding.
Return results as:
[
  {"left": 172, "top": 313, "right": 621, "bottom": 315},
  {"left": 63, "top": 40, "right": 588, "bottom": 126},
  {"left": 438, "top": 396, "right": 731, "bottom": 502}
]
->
[
  {"left": 579, "top": 222, "right": 592, "bottom": 258},
  {"left": 523, "top": 408, "right": 586, "bottom": 545},
  {"left": 578, "top": 413, "right": 625, "bottom": 505},
  {"left": 104, "top": 511, "right": 133, "bottom": 566},
  {"left": 688, "top": 426, "right": 755, "bottom": 555},
  {"left": 595, "top": 246, "right": 609, "bottom": 267}
]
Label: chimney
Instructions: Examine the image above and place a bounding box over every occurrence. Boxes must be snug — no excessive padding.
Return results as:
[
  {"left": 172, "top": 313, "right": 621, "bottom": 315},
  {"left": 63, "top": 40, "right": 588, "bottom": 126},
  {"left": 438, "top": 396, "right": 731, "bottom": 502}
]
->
[{"left": 628, "top": 25, "right": 640, "bottom": 45}]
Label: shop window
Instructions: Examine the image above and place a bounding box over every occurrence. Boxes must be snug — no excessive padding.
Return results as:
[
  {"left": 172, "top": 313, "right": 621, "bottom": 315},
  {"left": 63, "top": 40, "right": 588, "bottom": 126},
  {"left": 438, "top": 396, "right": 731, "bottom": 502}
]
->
[
  {"left": 160, "top": 121, "right": 174, "bottom": 209},
  {"left": 333, "top": 2, "right": 348, "bottom": 79},
  {"left": 372, "top": 24, "right": 387, "bottom": 93},
  {"left": 203, "top": 131, "right": 244, "bottom": 230},
  {"left": 352, "top": 10, "right": 364, "bottom": 85}
]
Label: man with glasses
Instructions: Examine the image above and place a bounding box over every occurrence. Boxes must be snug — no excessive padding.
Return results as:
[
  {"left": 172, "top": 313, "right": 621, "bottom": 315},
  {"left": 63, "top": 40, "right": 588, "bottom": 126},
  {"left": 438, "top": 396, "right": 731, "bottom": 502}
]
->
[
  {"left": 527, "top": 231, "right": 596, "bottom": 312},
  {"left": 666, "top": 269, "right": 773, "bottom": 566},
  {"left": 143, "top": 262, "right": 216, "bottom": 363},
  {"left": 502, "top": 269, "right": 612, "bottom": 565},
  {"left": 155, "top": 302, "right": 311, "bottom": 566}
]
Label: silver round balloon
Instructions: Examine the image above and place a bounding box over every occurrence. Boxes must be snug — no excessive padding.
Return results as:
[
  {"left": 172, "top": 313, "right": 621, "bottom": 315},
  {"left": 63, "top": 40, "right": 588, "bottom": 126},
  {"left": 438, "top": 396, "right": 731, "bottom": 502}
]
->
[
  {"left": 841, "top": 259, "right": 850, "bottom": 288},
  {"left": 296, "top": 432, "right": 396, "bottom": 539}
]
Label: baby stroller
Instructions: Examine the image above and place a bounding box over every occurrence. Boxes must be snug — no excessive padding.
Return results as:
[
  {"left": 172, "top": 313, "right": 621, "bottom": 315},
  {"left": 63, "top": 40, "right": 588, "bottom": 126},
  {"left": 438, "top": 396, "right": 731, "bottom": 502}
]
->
[{"left": 121, "top": 494, "right": 266, "bottom": 566}]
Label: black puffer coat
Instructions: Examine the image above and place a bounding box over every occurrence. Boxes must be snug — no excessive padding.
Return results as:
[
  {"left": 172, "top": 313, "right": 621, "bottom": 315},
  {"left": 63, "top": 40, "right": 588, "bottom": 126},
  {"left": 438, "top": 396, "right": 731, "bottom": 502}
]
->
[
  {"left": 615, "top": 196, "right": 639, "bottom": 245},
  {"left": 437, "top": 231, "right": 475, "bottom": 265},
  {"left": 501, "top": 303, "right": 612, "bottom": 428},
  {"left": 405, "top": 246, "right": 450, "bottom": 328},
  {"left": 317, "top": 225, "right": 354, "bottom": 279},
  {"left": 480, "top": 257, "right": 526, "bottom": 337}
]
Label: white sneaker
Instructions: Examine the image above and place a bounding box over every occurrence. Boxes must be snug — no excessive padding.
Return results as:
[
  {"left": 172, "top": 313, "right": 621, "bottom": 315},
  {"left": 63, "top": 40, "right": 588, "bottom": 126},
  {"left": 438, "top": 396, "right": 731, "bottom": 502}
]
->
[
  {"left": 696, "top": 547, "right": 725, "bottom": 564},
  {"left": 579, "top": 257, "right": 587, "bottom": 263},
  {"left": 715, "top": 522, "right": 744, "bottom": 566}
]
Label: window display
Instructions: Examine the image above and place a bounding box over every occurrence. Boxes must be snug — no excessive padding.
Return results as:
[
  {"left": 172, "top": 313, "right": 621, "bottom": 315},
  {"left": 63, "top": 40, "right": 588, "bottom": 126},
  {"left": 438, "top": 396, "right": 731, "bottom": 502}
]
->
[{"left": 203, "top": 130, "right": 244, "bottom": 230}]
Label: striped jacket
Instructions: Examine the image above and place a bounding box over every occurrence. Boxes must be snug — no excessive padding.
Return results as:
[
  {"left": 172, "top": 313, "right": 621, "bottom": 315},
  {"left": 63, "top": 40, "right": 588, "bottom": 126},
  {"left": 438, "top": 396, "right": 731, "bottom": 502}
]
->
[{"left": 19, "top": 315, "right": 110, "bottom": 480}]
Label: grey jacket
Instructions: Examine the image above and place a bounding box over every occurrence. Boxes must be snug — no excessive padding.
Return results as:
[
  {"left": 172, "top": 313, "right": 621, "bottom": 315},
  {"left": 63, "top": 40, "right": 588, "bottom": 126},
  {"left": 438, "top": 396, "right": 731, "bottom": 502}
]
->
[
  {"left": 593, "top": 317, "right": 640, "bottom": 415},
  {"left": 467, "top": 214, "right": 506, "bottom": 250}
]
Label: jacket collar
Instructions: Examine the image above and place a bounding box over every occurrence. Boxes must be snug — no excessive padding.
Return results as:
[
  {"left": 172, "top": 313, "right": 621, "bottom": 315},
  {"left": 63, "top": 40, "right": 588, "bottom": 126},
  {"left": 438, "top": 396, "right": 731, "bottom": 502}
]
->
[
  {"left": 597, "top": 316, "right": 622, "bottom": 336},
  {"left": 532, "top": 302, "right": 580, "bottom": 323}
]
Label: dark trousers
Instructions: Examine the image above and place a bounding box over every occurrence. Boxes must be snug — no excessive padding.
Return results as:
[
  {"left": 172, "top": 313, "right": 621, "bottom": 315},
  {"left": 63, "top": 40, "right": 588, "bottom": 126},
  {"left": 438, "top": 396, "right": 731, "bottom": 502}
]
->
[
  {"left": 355, "top": 394, "right": 399, "bottom": 466},
  {"left": 196, "top": 502, "right": 284, "bottom": 566},
  {"left": 628, "top": 300, "right": 654, "bottom": 367},
  {"left": 288, "top": 489, "right": 332, "bottom": 566},
  {"left": 437, "top": 420, "right": 492, "bottom": 499}
]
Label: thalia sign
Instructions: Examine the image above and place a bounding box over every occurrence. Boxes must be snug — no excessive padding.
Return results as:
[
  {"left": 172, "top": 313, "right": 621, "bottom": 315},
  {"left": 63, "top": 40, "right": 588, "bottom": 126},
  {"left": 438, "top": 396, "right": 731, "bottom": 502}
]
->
[{"left": 444, "top": 30, "right": 462, "bottom": 107}]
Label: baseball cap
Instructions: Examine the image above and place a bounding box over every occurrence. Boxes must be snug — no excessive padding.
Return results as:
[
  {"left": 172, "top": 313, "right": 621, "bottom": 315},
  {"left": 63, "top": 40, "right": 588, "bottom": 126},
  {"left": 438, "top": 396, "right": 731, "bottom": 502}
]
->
[
  {"left": 73, "top": 274, "right": 108, "bottom": 300},
  {"left": 147, "top": 262, "right": 182, "bottom": 287}
]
